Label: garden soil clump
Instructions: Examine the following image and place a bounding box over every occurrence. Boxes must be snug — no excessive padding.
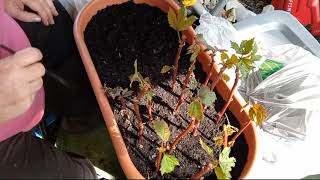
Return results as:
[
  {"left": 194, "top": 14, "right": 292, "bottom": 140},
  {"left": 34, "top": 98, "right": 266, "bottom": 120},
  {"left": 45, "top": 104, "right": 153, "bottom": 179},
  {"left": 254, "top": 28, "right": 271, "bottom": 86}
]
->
[{"left": 85, "top": 1, "right": 248, "bottom": 179}]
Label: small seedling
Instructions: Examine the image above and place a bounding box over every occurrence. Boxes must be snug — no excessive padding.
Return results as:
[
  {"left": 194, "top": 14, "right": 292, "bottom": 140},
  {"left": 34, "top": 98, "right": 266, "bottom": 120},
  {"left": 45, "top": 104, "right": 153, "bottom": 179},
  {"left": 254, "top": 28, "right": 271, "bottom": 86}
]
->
[
  {"left": 168, "top": 99, "right": 204, "bottom": 154},
  {"left": 103, "top": 85, "right": 133, "bottom": 118},
  {"left": 167, "top": 5, "right": 197, "bottom": 90},
  {"left": 130, "top": 60, "right": 156, "bottom": 144},
  {"left": 175, "top": 43, "right": 201, "bottom": 112},
  {"left": 153, "top": 119, "right": 180, "bottom": 175}
]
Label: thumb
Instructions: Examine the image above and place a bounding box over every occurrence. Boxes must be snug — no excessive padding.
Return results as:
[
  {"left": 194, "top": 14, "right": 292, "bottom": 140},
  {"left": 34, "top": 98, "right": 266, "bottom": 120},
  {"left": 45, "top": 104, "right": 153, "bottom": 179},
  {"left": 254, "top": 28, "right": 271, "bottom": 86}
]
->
[{"left": 15, "top": 11, "right": 42, "bottom": 23}]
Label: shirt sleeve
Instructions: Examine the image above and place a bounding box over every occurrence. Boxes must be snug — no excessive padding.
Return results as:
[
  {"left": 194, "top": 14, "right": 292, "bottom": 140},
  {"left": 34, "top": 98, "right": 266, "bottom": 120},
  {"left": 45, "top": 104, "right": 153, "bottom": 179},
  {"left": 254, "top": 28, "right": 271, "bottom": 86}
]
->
[{"left": 0, "top": 0, "right": 4, "bottom": 14}]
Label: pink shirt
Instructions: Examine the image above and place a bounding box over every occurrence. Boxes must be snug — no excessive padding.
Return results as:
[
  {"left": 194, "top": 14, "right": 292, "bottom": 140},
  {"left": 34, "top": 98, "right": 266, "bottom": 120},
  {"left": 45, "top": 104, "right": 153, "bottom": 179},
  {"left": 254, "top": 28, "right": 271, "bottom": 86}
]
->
[{"left": 0, "top": 0, "right": 44, "bottom": 141}]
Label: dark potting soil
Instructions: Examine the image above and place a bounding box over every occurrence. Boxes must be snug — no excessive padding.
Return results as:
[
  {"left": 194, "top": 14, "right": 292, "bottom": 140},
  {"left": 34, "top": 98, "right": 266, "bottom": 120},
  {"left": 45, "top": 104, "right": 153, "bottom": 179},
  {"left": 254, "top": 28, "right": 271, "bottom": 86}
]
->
[
  {"left": 239, "top": 0, "right": 272, "bottom": 14},
  {"left": 84, "top": 1, "right": 248, "bottom": 179}
]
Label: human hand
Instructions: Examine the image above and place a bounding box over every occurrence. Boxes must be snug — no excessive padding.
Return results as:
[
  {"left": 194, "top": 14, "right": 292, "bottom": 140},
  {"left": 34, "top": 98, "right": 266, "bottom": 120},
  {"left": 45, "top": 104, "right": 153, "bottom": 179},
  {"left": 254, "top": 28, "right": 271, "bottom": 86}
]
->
[
  {"left": 0, "top": 48, "right": 45, "bottom": 122},
  {"left": 4, "top": 0, "right": 59, "bottom": 26}
]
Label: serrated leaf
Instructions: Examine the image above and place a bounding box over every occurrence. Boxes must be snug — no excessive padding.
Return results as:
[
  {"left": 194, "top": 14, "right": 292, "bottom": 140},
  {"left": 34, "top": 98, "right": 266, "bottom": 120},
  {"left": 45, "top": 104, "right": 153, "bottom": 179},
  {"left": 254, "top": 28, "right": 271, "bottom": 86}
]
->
[
  {"left": 249, "top": 103, "right": 267, "bottom": 126},
  {"left": 252, "top": 42, "right": 258, "bottom": 54},
  {"left": 168, "top": 8, "right": 178, "bottom": 30},
  {"left": 241, "top": 38, "right": 255, "bottom": 55},
  {"left": 224, "top": 124, "right": 238, "bottom": 136},
  {"left": 213, "top": 133, "right": 223, "bottom": 146},
  {"left": 199, "top": 138, "right": 213, "bottom": 156},
  {"left": 219, "top": 147, "right": 236, "bottom": 179},
  {"left": 198, "top": 86, "right": 216, "bottom": 107},
  {"left": 161, "top": 65, "right": 174, "bottom": 74},
  {"left": 230, "top": 41, "right": 240, "bottom": 53},
  {"left": 160, "top": 154, "right": 180, "bottom": 175},
  {"left": 222, "top": 74, "right": 230, "bottom": 82},
  {"left": 221, "top": 52, "right": 229, "bottom": 61},
  {"left": 215, "top": 166, "right": 229, "bottom": 179},
  {"left": 226, "top": 54, "right": 238, "bottom": 68},
  {"left": 179, "top": 16, "right": 197, "bottom": 31},
  {"left": 188, "top": 100, "right": 204, "bottom": 120},
  {"left": 153, "top": 120, "right": 170, "bottom": 142},
  {"left": 190, "top": 44, "right": 201, "bottom": 62}
]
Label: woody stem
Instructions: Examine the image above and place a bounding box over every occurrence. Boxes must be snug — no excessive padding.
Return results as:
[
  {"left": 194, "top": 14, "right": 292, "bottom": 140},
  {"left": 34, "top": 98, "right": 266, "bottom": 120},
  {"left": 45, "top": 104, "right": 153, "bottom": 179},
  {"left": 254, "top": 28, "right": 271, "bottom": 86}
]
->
[
  {"left": 168, "top": 118, "right": 196, "bottom": 154},
  {"left": 215, "top": 67, "right": 240, "bottom": 124},
  {"left": 231, "top": 121, "right": 251, "bottom": 143},
  {"left": 190, "top": 163, "right": 214, "bottom": 179},
  {"left": 210, "top": 65, "right": 227, "bottom": 91},
  {"left": 155, "top": 142, "right": 166, "bottom": 173},
  {"left": 171, "top": 34, "right": 186, "bottom": 91},
  {"left": 134, "top": 96, "right": 143, "bottom": 144},
  {"left": 204, "top": 54, "right": 215, "bottom": 86},
  {"left": 175, "top": 59, "right": 196, "bottom": 112}
]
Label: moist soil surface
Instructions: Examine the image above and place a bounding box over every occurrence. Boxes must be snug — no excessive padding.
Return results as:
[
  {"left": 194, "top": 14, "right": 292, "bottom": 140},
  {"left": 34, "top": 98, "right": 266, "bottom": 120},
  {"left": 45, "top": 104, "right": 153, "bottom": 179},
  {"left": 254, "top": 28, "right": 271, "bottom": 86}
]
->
[{"left": 85, "top": 1, "right": 248, "bottom": 179}]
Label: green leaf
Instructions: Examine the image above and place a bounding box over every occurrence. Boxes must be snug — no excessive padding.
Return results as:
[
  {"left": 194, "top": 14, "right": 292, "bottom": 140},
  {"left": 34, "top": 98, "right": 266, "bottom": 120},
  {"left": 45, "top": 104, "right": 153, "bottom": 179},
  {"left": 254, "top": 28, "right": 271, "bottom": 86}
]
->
[
  {"left": 168, "top": 8, "right": 178, "bottom": 30},
  {"left": 215, "top": 166, "right": 229, "bottom": 179},
  {"left": 213, "top": 132, "right": 223, "bottom": 147},
  {"left": 188, "top": 100, "right": 204, "bottom": 120},
  {"left": 241, "top": 38, "right": 255, "bottom": 55},
  {"left": 230, "top": 41, "right": 240, "bottom": 53},
  {"left": 249, "top": 103, "right": 267, "bottom": 126},
  {"left": 179, "top": 15, "right": 197, "bottom": 31},
  {"left": 160, "top": 153, "right": 180, "bottom": 176},
  {"left": 222, "top": 74, "right": 230, "bottom": 82},
  {"left": 221, "top": 52, "right": 229, "bottom": 62},
  {"left": 224, "top": 124, "right": 238, "bottom": 136},
  {"left": 161, "top": 65, "right": 174, "bottom": 74},
  {"left": 226, "top": 54, "right": 238, "bottom": 69},
  {"left": 189, "top": 44, "right": 201, "bottom": 62},
  {"left": 219, "top": 147, "right": 236, "bottom": 179},
  {"left": 153, "top": 120, "right": 170, "bottom": 142},
  {"left": 199, "top": 138, "right": 213, "bottom": 156},
  {"left": 198, "top": 86, "right": 216, "bottom": 107},
  {"left": 177, "top": 7, "right": 186, "bottom": 26},
  {"left": 145, "top": 90, "right": 155, "bottom": 101}
]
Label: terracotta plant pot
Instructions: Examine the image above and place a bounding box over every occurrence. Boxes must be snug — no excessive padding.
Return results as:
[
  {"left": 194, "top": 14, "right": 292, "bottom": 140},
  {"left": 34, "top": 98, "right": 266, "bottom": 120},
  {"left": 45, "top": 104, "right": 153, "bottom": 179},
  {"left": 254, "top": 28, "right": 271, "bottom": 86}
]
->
[{"left": 74, "top": 0, "right": 258, "bottom": 178}]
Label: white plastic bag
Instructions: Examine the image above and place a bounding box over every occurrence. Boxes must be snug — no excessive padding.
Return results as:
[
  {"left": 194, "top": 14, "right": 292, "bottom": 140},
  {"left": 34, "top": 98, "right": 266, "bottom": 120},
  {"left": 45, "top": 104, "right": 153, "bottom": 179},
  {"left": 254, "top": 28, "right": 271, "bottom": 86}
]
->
[
  {"left": 195, "top": 12, "right": 241, "bottom": 49},
  {"left": 240, "top": 44, "right": 320, "bottom": 140}
]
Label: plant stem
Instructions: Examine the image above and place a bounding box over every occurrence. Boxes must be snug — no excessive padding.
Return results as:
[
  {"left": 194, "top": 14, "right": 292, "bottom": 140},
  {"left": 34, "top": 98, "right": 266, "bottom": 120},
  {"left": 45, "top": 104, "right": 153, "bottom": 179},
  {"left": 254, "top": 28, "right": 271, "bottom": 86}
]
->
[
  {"left": 175, "top": 59, "right": 196, "bottom": 112},
  {"left": 118, "top": 96, "right": 128, "bottom": 118},
  {"left": 190, "top": 163, "right": 214, "bottom": 179},
  {"left": 147, "top": 100, "right": 153, "bottom": 121},
  {"left": 210, "top": 65, "right": 227, "bottom": 91},
  {"left": 134, "top": 96, "right": 143, "bottom": 144},
  {"left": 168, "top": 118, "right": 196, "bottom": 154},
  {"left": 171, "top": 34, "right": 186, "bottom": 91},
  {"left": 215, "top": 67, "right": 240, "bottom": 124},
  {"left": 155, "top": 142, "right": 166, "bottom": 173},
  {"left": 204, "top": 54, "right": 215, "bottom": 86},
  {"left": 192, "top": 120, "right": 200, "bottom": 137},
  {"left": 223, "top": 128, "right": 228, "bottom": 148},
  {"left": 231, "top": 121, "right": 251, "bottom": 143}
]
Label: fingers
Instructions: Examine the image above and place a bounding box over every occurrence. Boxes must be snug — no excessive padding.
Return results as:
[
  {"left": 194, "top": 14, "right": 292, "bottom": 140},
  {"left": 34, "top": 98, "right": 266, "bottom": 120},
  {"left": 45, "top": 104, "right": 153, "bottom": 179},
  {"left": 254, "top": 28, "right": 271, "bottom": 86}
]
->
[
  {"left": 14, "top": 11, "right": 42, "bottom": 22},
  {"left": 28, "top": 78, "right": 43, "bottom": 93},
  {"left": 23, "top": 62, "right": 46, "bottom": 82},
  {"left": 12, "top": 48, "right": 43, "bottom": 67},
  {"left": 46, "top": 0, "right": 59, "bottom": 16},
  {"left": 22, "top": 0, "right": 58, "bottom": 26}
]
